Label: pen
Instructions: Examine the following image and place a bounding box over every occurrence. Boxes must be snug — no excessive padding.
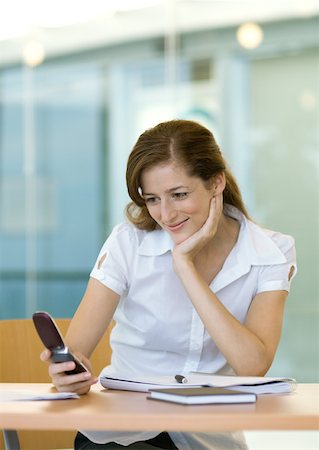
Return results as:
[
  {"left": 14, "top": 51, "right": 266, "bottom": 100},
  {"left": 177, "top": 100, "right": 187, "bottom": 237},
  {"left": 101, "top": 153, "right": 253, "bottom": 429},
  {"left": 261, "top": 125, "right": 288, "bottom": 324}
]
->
[{"left": 175, "top": 374, "right": 188, "bottom": 384}]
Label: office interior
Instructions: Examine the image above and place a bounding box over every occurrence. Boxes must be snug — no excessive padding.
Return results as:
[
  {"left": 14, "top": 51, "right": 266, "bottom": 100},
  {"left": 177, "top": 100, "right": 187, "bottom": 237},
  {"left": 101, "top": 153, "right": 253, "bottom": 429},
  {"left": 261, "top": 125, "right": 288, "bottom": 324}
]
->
[{"left": 0, "top": 0, "right": 318, "bottom": 394}]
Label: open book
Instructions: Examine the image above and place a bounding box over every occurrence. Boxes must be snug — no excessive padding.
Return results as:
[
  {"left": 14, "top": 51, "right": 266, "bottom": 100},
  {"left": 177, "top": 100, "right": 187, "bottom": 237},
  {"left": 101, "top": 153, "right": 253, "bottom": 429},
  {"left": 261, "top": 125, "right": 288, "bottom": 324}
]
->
[{"left": 100, "top": 373, "right": 297, "bottom": 395}]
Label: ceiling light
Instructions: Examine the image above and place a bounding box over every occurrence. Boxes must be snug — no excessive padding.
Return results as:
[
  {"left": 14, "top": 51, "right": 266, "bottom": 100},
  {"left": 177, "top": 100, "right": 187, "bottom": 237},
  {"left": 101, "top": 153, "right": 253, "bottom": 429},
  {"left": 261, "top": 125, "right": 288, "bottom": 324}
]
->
[
  {"left": 236, "top": 22, "right": 264, "bottom": 49},
  {"left": 23, "top": 40, "right": 45, "bottom": 67},
  {"left": 299, "top": 90, "right": 316, "bottom": 110}
]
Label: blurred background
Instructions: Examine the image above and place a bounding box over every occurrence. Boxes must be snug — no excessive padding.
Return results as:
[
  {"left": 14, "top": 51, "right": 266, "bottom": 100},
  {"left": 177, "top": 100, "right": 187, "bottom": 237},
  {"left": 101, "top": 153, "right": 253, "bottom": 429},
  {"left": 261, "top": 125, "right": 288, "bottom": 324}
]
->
[{"left": 0, "top": 0, "right": 318, "bottom": 388}]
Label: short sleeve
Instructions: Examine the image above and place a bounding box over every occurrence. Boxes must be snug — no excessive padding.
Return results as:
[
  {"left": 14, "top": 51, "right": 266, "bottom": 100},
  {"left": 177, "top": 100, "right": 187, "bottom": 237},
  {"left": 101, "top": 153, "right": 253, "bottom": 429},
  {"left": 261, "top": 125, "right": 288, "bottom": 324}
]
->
[
  {"left": 90, "top": 223, "right": 136, "bottom": 296},
  {"left": 257, "top": 235, "right": 297, "bottom": 294}
]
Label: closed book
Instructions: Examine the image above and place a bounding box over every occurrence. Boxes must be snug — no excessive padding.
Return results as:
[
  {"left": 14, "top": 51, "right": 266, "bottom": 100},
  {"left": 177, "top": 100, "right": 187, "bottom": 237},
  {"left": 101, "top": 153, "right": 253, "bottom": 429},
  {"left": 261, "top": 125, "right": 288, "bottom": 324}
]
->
[{"left": 147, "top": 387, "right": 257, "bottom": 405}]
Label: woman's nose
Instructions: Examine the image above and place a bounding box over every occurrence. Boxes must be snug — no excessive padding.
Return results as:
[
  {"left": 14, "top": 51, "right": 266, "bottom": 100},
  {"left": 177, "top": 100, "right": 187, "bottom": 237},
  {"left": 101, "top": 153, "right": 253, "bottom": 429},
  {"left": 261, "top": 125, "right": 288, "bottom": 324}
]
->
[{"left": 160, "top": 199, "right": 177, "bottom": 222}]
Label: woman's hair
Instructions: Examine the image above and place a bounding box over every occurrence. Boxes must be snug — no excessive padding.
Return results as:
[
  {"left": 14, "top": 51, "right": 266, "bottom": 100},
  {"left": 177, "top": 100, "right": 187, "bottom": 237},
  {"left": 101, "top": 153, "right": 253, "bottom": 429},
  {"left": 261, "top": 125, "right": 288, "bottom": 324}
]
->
[{"left": 125, "top": 119, "right": 249, "bottom": 231}]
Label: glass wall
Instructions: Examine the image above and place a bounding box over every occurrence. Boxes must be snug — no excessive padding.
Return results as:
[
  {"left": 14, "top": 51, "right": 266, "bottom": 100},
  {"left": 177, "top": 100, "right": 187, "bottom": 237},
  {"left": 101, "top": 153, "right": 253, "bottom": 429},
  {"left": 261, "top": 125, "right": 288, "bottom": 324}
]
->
[
  {"left": 249, "top": 47, "right": 319, "bottom": 380},
  {"left": 0, "top": 63, "right": 104, "bottom": 317},
  {"left": 0, "top": 14, "right": 318, "bottom": 383}
]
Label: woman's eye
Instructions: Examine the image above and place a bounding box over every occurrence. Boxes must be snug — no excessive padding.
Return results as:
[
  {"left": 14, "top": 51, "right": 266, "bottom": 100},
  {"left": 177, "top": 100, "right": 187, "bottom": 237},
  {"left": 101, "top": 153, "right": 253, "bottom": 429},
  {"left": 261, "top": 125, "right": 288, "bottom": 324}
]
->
[
  {"left": 173, "top": 192, "right": 188, "bottom": 199},
  {"left": 144, "top": 197, "right": 158, "bottom": 204}
]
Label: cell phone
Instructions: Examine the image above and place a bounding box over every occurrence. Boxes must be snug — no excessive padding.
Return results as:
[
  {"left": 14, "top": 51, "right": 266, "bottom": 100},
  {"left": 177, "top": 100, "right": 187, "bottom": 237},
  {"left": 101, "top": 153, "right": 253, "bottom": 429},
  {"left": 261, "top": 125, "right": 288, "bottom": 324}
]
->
[{"left": 32, "top": 311, "right": 89, "bottom": 375}]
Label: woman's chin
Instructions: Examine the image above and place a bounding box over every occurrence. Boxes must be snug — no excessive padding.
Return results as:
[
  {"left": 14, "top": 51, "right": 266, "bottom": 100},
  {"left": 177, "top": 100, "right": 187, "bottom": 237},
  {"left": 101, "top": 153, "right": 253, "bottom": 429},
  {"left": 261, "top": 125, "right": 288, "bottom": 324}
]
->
[{"left": 169, "top": 232, "right": 192, "bottom": 246}]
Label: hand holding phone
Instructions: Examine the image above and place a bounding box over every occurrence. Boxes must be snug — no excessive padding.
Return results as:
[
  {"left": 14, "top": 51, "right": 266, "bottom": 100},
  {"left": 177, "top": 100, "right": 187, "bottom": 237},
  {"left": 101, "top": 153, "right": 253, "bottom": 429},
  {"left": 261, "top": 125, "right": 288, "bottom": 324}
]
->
[{"left": 33, "top": 311, "right": 89, "bottom": 375}]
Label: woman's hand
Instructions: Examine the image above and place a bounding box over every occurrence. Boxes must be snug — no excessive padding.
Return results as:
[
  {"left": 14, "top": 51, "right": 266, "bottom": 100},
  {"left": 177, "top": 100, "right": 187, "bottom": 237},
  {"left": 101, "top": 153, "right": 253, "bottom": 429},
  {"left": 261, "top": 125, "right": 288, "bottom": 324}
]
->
[
  {"left": 173, "top": 193, "right": 223, "bottom": 264},
  {"left": 40, "top": 349, "right": 98, "bottom": 395}
]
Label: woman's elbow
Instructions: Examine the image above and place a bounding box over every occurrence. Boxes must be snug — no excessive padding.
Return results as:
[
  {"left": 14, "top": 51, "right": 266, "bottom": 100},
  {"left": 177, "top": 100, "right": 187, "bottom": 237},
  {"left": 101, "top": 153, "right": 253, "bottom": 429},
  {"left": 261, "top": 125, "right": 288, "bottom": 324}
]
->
[{"left": 234, "top": 355, "right": 274, "bottom": 377}]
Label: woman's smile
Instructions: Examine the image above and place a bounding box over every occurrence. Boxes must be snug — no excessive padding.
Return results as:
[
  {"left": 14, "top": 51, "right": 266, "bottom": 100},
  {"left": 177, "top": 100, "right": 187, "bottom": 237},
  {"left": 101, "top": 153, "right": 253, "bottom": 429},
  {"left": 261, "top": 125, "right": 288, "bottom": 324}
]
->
[{"left": 165, "top": 218, "right": 190, "bottom": 232}]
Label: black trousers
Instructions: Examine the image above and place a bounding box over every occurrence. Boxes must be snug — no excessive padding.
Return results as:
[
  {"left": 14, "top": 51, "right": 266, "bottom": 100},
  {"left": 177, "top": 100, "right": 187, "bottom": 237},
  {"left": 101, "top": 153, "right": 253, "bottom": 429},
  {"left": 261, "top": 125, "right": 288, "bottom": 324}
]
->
[{"left": 74, "top": 432, "right": 179, "bottom": 449}]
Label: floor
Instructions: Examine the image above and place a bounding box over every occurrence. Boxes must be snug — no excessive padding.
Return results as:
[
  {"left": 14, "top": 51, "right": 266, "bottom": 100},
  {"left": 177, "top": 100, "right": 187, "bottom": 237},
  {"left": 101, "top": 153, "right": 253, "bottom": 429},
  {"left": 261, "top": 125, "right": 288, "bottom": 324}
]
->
[{"left": 244, "top": 431, "right": 319, "bottom": 450}]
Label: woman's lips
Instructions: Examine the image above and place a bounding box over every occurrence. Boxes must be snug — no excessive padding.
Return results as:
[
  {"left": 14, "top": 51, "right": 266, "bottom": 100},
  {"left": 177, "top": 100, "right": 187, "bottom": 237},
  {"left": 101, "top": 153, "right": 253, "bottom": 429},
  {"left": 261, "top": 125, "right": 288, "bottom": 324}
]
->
[{"left": 165, "top": 218, "right": 189, "bottom": 231}]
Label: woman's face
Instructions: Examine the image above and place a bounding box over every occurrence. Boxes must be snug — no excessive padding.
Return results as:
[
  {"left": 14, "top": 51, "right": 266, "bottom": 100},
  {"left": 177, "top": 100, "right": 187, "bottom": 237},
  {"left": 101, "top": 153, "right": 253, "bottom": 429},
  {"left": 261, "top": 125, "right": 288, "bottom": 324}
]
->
[{"left": 140, "top": 162, "right": 214, "bottom": 244}]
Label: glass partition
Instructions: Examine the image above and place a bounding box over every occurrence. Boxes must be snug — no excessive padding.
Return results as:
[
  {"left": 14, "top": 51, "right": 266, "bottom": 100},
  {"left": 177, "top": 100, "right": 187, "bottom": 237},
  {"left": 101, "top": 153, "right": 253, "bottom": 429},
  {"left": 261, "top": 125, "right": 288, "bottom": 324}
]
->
[
  {"left": 0, "top": 64, "right": 104, "bottom": 317},
  {"left": 0, "top": 11, "right": 318, "bottom": 384}
]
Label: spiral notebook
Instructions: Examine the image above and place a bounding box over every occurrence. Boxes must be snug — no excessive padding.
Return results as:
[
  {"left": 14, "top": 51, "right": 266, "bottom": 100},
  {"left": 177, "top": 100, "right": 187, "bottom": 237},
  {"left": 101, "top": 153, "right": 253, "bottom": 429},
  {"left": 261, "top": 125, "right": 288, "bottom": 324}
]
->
[{"left": 100, "top": 373, "right": 296, "bottom": 395}]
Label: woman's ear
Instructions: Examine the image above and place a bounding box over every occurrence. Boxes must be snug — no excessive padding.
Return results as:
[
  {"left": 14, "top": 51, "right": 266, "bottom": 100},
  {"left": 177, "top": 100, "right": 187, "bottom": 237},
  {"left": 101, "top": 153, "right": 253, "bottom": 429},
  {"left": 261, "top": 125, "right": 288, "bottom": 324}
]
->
[{"left": 212, "top": 172, "right": 226, "bottom": 196}]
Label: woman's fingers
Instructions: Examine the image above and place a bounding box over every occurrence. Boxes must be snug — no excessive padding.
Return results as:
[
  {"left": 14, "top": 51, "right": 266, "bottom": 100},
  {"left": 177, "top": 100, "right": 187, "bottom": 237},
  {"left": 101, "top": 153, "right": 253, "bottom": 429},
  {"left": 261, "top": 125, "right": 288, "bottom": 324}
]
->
[
  {"left": 198, "top": 193, "right": 223, "bottom": 240},
  {"left": 40, "top": 347, "right": 97, "bottom": 395},
  {"left": 48, "top": 361, "right": 98, "bottom": 394},
  {"left": 73, "top": 352, "right": 92, "bottom": 372},
  {"left": 48, "top": 360, "right": 77, "bottom": 376},
  {"left": 54, "top": 373, "right": 97, "bottom": 394},
  {"left": 40, "top": 348, "right": 51, "bottom": 362}
]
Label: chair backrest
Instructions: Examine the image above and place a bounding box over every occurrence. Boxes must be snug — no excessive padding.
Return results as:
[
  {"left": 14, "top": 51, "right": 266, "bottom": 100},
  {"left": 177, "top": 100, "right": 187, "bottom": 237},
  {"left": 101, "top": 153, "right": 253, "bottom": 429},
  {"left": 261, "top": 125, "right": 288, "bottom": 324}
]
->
[{"left": 0, "top": 318, "right": 113, "bottom": 450}]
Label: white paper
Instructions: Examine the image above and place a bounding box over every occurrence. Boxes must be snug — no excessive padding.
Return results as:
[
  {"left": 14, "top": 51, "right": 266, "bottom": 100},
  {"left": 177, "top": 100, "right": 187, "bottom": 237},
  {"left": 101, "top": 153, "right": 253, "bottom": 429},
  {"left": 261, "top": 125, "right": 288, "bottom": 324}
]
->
[
  {"left": 189, "top": 373, "right": 297, "bottom": 394},
  {"left": 0, "top": 390, "right": 79, "bottom": 402}
]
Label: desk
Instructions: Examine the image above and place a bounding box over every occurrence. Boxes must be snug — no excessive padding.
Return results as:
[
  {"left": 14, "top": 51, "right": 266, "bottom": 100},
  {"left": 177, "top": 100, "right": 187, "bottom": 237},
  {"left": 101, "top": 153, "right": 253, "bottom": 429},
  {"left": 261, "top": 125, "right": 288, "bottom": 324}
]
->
[{"left": 1, "top": 383, "right": 318, "bottom": 449}]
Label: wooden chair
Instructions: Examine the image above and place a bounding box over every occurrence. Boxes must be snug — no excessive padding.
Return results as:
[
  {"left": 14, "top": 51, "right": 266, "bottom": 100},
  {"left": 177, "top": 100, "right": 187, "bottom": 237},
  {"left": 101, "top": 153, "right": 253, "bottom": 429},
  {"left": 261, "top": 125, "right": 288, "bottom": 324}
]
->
[{"left": 0, "top": 318, "right": 113, "bottom": 450}]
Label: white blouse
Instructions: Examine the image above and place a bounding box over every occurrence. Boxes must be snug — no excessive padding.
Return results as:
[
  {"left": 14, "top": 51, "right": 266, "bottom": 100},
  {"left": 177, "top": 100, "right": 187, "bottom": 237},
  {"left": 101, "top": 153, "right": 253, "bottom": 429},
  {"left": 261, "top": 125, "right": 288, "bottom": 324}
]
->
[{"left": 82, "top": 205, "right": 297, "bottom": 449}]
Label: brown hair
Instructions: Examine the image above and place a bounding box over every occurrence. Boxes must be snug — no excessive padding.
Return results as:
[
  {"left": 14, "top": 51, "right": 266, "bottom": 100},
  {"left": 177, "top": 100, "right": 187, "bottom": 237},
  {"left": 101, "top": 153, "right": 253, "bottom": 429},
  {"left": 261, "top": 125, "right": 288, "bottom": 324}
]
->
[{"left": 125, "top": 119, "right": 249, "bottom": 231}]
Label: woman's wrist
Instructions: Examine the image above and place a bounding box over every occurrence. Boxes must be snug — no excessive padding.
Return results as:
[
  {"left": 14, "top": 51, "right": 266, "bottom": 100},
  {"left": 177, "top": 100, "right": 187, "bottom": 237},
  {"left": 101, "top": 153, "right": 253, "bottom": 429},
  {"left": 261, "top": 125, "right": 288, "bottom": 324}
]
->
[{"left": 172, "top": 253, "right": 196, "bottom": 277}]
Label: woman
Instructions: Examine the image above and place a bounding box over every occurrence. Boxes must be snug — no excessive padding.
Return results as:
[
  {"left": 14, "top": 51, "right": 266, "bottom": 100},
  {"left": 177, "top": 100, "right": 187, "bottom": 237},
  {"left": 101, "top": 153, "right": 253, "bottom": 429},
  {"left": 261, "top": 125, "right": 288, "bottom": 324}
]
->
[{"left": 41, "top": 119, "right": 297, "bottom": 450}]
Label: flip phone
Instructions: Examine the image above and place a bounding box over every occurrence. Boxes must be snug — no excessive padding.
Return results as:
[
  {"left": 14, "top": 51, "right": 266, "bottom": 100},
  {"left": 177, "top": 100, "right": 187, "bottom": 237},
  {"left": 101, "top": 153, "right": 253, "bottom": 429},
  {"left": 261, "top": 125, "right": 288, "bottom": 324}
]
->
[{"left": 32, "top": 311, "right": 89, "bottom": 375}]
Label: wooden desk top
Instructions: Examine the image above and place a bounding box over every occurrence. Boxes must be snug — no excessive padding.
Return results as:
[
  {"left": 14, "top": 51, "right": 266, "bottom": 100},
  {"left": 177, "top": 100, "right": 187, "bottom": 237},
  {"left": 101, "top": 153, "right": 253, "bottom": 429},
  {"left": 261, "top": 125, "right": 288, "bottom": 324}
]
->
[{"left": 0, "top": 383, "right": 318, "bottom": 432}]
